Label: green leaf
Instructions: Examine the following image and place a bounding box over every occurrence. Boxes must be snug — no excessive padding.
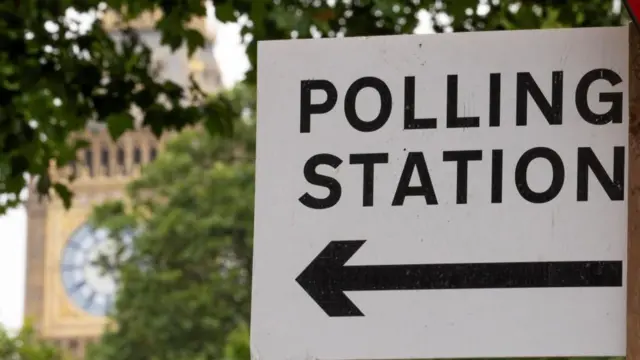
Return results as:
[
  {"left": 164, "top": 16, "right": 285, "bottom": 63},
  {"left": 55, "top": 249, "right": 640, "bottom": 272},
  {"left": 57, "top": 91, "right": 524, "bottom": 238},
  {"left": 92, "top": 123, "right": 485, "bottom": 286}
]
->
[
  {"left": 9, "top": 154, "right": 29, "bottom": 175},
  {"left": 214, "top": 1, "right": 236, "bottom": 22},
  {"left": 53, "top": 182, "right": 73, "bottom": 209},
  {"left": 107, "top": 112, "right": 135, "bottom": 140},
  {"left": 73, "top": 139, "right": 91, "bottom": 150},
  {"left": 185, "top": 29, "right": 205, "bottom": 57}
]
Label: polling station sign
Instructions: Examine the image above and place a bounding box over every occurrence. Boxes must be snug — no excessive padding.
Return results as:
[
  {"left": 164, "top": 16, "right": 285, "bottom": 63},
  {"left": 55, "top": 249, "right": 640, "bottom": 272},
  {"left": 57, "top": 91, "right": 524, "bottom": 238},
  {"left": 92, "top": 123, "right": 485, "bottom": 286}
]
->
[{"left": 251, "top": 26, "right": 628, "bottom": 360}]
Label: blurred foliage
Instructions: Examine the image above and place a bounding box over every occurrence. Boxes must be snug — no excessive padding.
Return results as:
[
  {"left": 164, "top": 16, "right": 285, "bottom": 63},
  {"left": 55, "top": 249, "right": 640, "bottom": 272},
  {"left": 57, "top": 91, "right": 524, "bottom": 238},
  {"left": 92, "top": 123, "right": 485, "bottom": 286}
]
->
[
  {"left": 0, "top": 0, "right": 237, "bottom": 215},
  {"left": 85, "top": 84, "right": 255, "bottom": 360},
  {"left": 0, "top": 320, "right": 70, "bottom": 360},
  {"left": 212, "top": 0, "right": 626, "bottom": 85},
  {"left": 222, "top": 322, "right": 251, "bottom": 360}
]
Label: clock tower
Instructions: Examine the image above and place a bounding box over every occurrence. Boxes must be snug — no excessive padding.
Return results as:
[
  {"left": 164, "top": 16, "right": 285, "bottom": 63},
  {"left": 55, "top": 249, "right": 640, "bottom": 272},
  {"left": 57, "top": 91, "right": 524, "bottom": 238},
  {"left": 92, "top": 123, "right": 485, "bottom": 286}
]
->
[{"left": 22, "top": 7, "right": 222, "bottom": 358}]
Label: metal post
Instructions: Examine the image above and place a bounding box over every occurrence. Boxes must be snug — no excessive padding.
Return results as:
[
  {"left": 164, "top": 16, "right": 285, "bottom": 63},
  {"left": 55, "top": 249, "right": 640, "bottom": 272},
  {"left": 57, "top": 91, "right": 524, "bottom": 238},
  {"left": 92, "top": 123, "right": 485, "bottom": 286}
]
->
[{"left": 628, "top": 22, "right": 640, "bottom": 360}]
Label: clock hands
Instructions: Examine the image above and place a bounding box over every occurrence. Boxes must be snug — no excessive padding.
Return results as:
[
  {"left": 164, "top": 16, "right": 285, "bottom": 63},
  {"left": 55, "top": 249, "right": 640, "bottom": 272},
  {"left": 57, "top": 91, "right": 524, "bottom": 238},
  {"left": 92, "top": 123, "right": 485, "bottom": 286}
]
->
[
  {"left": 84, "top": 289, "right": 96, "bottom": 309},
  {"left": 68, "top": 280, "right": 86, "bottom": 294},
  {"left": 61, "top": 263, "right": 79, "bottom": 272}
]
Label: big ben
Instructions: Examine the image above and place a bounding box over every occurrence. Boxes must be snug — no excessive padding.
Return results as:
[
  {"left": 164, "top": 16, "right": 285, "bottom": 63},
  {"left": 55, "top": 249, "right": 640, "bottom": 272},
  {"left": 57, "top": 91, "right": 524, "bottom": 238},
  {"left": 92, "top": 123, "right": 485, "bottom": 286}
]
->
[{"left": 22, "top": 6, "right": 222, "bottom": 358}]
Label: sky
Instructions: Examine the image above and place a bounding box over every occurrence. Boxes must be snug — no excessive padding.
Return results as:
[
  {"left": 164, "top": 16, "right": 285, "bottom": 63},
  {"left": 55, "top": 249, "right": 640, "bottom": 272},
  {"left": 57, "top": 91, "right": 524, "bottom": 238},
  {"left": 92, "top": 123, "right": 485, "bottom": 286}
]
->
[{"left": 0, "top": 8, "right": 433, "bottom": 332}]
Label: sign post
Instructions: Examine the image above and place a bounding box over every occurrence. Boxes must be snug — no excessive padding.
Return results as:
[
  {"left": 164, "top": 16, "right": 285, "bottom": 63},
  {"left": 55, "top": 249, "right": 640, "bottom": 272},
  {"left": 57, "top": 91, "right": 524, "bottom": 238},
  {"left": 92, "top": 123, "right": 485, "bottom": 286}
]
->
[
  {"left": 628, "top": 23, "right": 640, "bottom": 360},
  {"left": 252, "top": 26, "right": 629, "bottom": 360}
]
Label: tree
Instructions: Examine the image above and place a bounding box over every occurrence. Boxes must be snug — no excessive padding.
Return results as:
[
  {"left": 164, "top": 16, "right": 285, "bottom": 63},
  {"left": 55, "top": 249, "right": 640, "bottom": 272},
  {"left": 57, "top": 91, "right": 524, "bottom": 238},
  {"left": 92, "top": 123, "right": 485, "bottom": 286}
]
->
[
  {"left": 0, "top": 321, "right": 69, "bottom": 360},
  {"left": 86, "top": 85, "right": 255, "bottom": 360},
  {"left": 0, "top": 0, "right": 238, "bottom": 215},
  {"left": 222, "top": 322, "right": 250, "bottom": 360}
]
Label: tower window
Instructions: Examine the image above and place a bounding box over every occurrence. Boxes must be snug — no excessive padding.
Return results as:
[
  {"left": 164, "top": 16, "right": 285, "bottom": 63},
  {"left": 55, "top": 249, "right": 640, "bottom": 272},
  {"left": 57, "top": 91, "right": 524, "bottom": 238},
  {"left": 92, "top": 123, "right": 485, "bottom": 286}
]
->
[
  {"left": 133, "top": 145, "right": 142, "bottom": 165},
  {"left": 149, "top": 146, "right": 157, "bottom": 162},
  {"left": 117, "top": 146, "right": 126, "bottom": 174},
  {"left": 100, "top": 147, "right": 110, "bottom": 176},
  {"left": 68, "top": 160, "right": 77, "bottom": 178},
  {"left": 68, "top": 338, "right": 79, "bottom": 355},
  {"left": 84, "top": 149, "right": 93, "bottom": 177}
]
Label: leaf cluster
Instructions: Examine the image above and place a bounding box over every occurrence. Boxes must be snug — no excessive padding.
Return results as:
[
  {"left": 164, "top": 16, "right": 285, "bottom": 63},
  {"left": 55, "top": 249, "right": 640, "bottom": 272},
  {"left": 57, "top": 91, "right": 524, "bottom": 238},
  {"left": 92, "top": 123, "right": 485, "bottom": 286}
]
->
[
  {"left": 0, "top": 320, "right": 70, "bottom": 360},
  {"left": 86, "top": 85, "right": 255, "bottom": 360},
  {"left": 0, "top": 0, "right": 222, "bottom": 214},
  {"left": 212, "top": 0, "right": 625, "bottom": 87}
]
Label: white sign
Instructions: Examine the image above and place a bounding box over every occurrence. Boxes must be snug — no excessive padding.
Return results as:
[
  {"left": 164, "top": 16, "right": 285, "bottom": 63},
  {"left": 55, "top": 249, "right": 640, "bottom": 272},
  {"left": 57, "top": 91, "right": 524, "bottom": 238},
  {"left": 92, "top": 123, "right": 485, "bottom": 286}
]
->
[{"left": 251, "top": 26, "right": 628, "bottom": 360}]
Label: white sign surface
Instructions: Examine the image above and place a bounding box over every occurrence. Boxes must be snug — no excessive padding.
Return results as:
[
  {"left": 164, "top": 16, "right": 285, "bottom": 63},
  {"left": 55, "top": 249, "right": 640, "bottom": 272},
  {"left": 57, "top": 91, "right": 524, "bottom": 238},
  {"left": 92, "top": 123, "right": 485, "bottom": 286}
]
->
[{"left": 252, "top": 26, "right": 628, "bottom": 360}]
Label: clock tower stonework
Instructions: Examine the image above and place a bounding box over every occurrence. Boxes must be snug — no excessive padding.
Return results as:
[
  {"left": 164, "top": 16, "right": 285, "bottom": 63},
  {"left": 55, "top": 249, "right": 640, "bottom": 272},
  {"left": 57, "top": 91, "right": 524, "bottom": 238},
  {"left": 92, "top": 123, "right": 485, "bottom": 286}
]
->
[{"left": 23, "top": 8, "right": 221, "bottom": 358}]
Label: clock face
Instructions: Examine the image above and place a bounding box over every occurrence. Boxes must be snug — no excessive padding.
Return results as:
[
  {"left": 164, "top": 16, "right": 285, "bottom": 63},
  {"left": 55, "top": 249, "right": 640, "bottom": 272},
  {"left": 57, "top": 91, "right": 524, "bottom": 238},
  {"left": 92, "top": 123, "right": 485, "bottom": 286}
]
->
[{"left": 60, "top": 223, "right": 132, "bottom": 317}]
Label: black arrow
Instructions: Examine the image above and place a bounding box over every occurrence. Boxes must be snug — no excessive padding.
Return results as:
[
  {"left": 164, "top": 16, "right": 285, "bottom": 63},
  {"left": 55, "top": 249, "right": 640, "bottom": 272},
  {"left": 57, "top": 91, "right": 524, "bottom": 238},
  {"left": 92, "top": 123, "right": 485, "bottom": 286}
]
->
[{"left": 295, "top": 240, "right": 624, "bottom": 317}]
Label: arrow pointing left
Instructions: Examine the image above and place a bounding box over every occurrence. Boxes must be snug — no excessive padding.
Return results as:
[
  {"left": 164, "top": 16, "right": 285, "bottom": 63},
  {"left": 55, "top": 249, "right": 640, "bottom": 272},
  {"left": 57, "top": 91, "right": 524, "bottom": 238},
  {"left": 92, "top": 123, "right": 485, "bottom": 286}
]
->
[{"left": 295, "top": 240, "right": 624, "bottom": 317}]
